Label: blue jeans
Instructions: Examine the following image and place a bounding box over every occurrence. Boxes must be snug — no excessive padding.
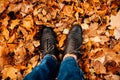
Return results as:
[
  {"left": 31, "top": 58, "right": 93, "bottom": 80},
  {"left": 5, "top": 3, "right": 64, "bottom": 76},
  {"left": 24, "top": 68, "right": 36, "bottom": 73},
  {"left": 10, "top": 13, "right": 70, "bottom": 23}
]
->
[{"left": 24, "top": 54, "right": 84, "bottom": 80}]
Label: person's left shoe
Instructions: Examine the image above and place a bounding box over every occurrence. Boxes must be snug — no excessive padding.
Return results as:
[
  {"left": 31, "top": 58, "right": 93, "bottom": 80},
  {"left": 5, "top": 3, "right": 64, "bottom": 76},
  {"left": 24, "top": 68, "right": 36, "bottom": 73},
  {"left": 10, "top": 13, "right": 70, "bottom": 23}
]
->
[{"left": 40, "top": 27, "right": 58, "bottom": 57}]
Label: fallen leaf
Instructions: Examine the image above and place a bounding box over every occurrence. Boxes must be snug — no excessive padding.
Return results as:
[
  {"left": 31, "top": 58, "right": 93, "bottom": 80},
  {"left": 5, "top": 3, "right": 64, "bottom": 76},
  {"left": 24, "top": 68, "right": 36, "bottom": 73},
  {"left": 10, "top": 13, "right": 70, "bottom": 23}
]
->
[
  {"left": 8, "top": 3, "right": 22, "bottom": 12},
  {"left": 32, "top": 41, "right": 40, "bottom": 47},
  {"left": 104, "top": 74, "right": 120, "bottom": 80},
  {"left": 0, "top": 0, "right": 9, "bottom": 13},
  {"left": 2, "top": 66, "right": 18, "bottom": 79},
  {"left": 90, "top": 36, "right": 101, "bottom": 42},
  {"left": 110, "top": 11, "right": 120, "bottom": 29},
  {"left": 42, "top": 9, "right": 47, "bottom": 16},
  {"left": 25, "top": 43, "right": 34, "bottom": 53},
  {"left": 62, "top": 4, "right": 74, "bottom": 17},
  {"left": 81, "top": 23, "right": 89, "bottom": 30},
  {"left": 30, "top": 55, "right": 39, "bottom": 67},
  {"left": 75, "top": 12, "right": 79, "bottom": 20},
  {"left": 92, "top": 61, "right": 106, "bottom": 74},
  {"left": 63, "top": 28, "right": 69, "bottom": 34},
  {"left": 8, "top": 33, "right": 16, "bottom": 43},
  {"left": 114, "top": 27, "right": 120, "bottom": 40},
  {"left": 2, "top": 28, "right": 9, "bottom": 40},
  {"left": 21, "top": 3, "right": 33, "bottom": 14},
  {"left": 59, "top": 34, "right": 66, "bottom": 47},
  {"left": 22, "top": 15, "right": 34, "bottom": 31},
  {"left": 9, "top": 19, "right": 20, "bottom": 30}
]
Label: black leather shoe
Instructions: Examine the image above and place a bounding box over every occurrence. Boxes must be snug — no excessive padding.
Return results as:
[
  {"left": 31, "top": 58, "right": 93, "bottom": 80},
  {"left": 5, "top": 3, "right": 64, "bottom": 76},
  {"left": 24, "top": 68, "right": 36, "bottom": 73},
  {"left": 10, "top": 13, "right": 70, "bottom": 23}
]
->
[
  {"left": 40, "top": 27, "right": 58, "bottom": 57},
  {"left": 64, "top": 24, "right": 83, "bottom": 58}
]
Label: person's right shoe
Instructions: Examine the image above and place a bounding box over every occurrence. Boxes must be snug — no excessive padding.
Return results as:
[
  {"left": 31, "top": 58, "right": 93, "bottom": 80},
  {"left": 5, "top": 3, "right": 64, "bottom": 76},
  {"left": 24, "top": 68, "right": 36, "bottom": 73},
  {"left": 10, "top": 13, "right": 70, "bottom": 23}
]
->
[{"left": 64, "top": 24, "right": 83, "bottom": 58}]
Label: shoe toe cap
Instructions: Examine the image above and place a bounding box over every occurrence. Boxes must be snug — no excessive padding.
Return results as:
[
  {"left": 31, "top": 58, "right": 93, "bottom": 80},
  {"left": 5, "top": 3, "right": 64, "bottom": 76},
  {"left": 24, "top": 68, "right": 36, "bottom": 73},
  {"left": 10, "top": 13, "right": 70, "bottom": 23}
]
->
[
  {"left": 43, "top": 27, "right": 53, "bottom": 34},
  {"left": 71, "top": 25, "right": 82, "bottom": 33}
]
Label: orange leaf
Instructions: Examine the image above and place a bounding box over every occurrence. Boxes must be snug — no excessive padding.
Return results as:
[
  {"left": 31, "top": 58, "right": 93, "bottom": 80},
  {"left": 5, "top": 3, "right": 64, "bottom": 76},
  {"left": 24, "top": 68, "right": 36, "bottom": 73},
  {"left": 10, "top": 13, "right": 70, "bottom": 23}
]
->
[
  {"left": 2, "top": 28, "right": 9, "bottom": 40},
  {"left": 59, "top": 34, "right": 66, "bottom": 48}
]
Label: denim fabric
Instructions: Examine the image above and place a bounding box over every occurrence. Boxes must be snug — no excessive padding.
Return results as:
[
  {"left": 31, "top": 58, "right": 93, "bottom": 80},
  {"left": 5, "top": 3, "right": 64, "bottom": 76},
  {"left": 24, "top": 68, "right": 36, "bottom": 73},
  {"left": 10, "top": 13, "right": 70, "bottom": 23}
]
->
[
  {"left": 23, "top": 54, "right": 58, "bottom": 80},
  {"left": 24, "top": 55, "right": 84, "bottom": 80},
  {"left": 58, "top": 57, "right": 84, "bottom": 80}
]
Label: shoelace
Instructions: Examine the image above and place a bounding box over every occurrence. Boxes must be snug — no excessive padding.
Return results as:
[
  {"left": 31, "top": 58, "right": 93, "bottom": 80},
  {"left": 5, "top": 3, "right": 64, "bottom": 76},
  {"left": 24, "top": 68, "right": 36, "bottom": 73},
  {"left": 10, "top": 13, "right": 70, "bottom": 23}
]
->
[{"left": 44, "top": 39, "right": 55, "bottom": 55}]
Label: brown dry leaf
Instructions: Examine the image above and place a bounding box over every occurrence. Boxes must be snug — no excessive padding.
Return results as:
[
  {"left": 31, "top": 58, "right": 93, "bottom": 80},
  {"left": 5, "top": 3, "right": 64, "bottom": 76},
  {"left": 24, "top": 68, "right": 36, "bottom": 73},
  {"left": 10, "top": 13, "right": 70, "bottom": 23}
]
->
[
  {"left": 92, "top": 61, "right": 106, "bottom": 74},
  {"left": 22, "top": 15, "right": 34, "bottom": 31},
  {"left": 50, "top": 8, "right": 58, "bottom": 19},
  {"left": 2, "top": 66, "right": 18, "bottom": 79},
  {"left": 14, "top": 46, "right": 26, "bottom": 65},
  {"left": 99, "top": 36, "right": 109, "bottom": 44},
  {"left": 114, "top": 27, "right": 120, "bottom": 40},
  {"left": 81, "top": 23, "right": 89, "bottom": 30},
  {"left": 0, "top": 46, "right": 4, "bottom": 71},
  {"left": 30, "top": 55, "right": 39, "bottom": 68},
  {"left": 18, "top": 26, "right": 28, "bottom": 39},
  {"left": 7, "top": 44, "right": 17, "bottom": 52},
  {"left": 9, "top": 19, "right": 20, "bottom": 30},
  {"left": 8, "top": 3, "right": 22, "bottom": 12},
  {"left": 104, "top": 49, "right": 120, "bottom": 64},
  {"left": 42, "top": 9, "right": 47, "bottom": 16},
  {"left": 63, "top": 28, "right": 69, "bottom": 34},
  {"left": 113, "top": 42, "right": 120, "bottom": 52},
  {"left": 104, "top": 74, "right": 120, "bottom": 80},
  {"left": 2, "top": 28, "right": 9, "bottom": 40},
  {"left": 104, "top": 60, "right": 119, "bottom": 74},
  {"left": 24, "top": 64, "right": 33, "bottom": 76},
  {"left": 21, "top": 3, "right": 33, "bottom": 14},
  {"left": 1, "top": 15, "right": 10, "bottom": 27},
  {"left": 75, "top": 12, "right": 79, "bottom": 21},
  {"left": 59, "top": 34, "right": 66, "bottom": 48},
  {"left": 110, "top": 11, "right": 120, "bottom": 29},
  {"left": 32, "top": 41, "right": 40, "bottom": 47},
  {"left": 74, "top": 7, "right": 84, "bottom": 14},
  {"left": 62, "top": 4, "right": 74, "bottom": 17},
  {"left": 0, "top": 0, "right": 9, "bottom": 13},
  {"left": 90, "top": 36, "right": 101, "bottom": 42},
  {"left": 25, "top": 43, "right": 35, "bottom": 54},
  {"left": 8, "top": 33, "right": 16, "bottom": 43}
]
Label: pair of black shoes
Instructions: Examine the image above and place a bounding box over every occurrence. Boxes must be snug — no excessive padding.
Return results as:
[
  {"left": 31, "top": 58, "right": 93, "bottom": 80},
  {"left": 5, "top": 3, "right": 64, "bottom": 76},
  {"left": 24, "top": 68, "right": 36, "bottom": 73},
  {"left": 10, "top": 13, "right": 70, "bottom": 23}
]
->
[{"left": 40, "top": 25, "right": 82, "bottom": 59}]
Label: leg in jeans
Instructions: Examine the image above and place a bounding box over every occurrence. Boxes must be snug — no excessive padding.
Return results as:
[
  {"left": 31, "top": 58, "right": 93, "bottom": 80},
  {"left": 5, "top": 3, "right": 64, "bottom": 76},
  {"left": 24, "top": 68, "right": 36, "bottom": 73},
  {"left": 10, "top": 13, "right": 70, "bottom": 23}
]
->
[
  {"left": 58, "top": 25, "right": 84, "bottom": 80},
  {"left": 58, "top": 56, "right": 84, "bottom": 80},
  {"left": 24, "top": 27, "right": 58, "bottom": 80},
  {"left": 24, "top": 54, "right": 58, "bottom": 80}
]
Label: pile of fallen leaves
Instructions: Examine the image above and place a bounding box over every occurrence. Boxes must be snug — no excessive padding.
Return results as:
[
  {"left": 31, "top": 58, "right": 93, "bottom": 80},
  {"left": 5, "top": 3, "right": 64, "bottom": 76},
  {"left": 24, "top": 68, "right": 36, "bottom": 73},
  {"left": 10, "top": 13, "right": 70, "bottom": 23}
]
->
[{"left": 0, "top": 0, "right": 120, "bottom": 80}]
